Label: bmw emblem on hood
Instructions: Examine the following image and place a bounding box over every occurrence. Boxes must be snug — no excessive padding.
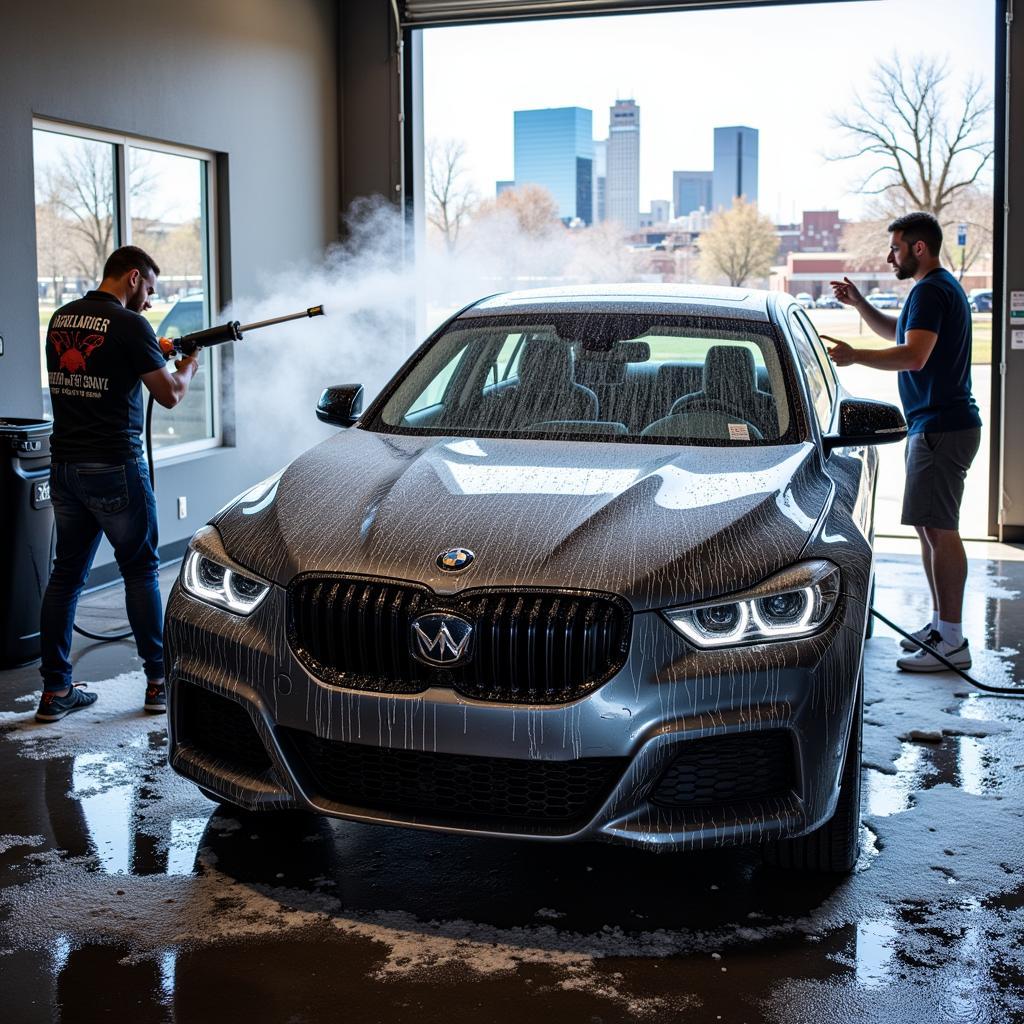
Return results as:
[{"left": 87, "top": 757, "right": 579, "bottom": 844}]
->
[
  {"left": 411, "top": 613, "right": 474, "bottom": 666},
  {"left": 437, "top": 548, "right": 474, "bottom": 572}
]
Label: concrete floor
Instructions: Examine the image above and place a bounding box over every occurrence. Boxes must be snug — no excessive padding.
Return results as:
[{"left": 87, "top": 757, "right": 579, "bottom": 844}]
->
[{"left": 1, "top": 541, "right": 1023, "bottom": 1023}]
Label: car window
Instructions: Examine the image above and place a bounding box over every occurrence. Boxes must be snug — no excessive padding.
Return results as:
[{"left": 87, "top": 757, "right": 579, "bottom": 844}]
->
[
  {"left": 488, "top": 332, "right": 526, "bottom": 386},
  {"left": 792, "top": 308, "right": 838, "bottom": 399},
  {"left": 156, "top": 299, "right": 204, "bottom": 339},
  {"left": 788, "top": 310, "right": 832, "bottom": 430},
  {"left": 372, "top": 313, "right": 801, "bottom": 447},
  {"left": 407, "top": 347, "right": 467, "bottom": 414}
]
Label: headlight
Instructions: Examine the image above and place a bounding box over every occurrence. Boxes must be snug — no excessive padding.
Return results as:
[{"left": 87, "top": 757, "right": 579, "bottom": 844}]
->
[
  {"left": 665, "top": 562, "right": 840, "bottom": 648},
  {"left": 181, "top": 548, "right": 270, "bottom": 615}
]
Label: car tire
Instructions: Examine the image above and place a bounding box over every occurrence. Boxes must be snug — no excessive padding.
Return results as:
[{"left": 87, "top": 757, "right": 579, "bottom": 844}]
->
[{"left": 763, "top": 667, "right": 863, "bottom": 874}]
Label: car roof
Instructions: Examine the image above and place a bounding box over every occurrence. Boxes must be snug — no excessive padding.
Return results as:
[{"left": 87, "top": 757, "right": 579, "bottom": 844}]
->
[{"left": 461, "top": 283, "right": 775, "bottom": 322}]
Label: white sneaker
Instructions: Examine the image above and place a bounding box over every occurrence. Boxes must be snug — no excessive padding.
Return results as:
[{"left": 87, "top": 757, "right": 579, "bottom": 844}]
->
[
  {"left": 899, "top": 623, "right": 935, "bottom": 652},
  {"left": 896, "top": 631, "right": 972, "bottom": 673}
]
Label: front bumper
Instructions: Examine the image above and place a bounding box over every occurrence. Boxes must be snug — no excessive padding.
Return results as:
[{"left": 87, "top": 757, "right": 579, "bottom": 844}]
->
[{"left": 165, "top": 565, "right": 866, "bottom": 853}]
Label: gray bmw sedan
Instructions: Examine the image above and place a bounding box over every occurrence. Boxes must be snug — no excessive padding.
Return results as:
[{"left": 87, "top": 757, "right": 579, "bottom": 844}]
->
[{"left": 165, "top": 285, "right": 906, "bottom": 873}]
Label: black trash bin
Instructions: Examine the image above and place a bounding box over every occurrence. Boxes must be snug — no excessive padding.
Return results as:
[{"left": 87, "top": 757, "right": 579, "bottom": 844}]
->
[{"left": 0, "top": 418, "right": 54, "bottom": 667}]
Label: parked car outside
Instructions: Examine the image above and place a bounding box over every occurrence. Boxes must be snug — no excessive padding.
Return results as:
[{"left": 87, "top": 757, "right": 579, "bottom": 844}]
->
[
  {"left": 165, "top": 284, "right": 907, "bottom": 874},
  {"left": 815, "top": 294, "right": 843, "bottom": 309},
  {"left": 969, "top": 289, "right": 993, "bottom": 313},
  {"left": 795, "top": 292, "right": 815, "bottom": 309},
  {"left": 865, "top": 292, "right": 902, "bottom": 310},
  {"left": 156, "top": 293, "right": 205, "bottom": 339}
]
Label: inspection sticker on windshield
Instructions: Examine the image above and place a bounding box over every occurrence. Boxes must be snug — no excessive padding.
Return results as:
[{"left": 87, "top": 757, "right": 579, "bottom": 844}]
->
[{"left": 728, "top": 423, "right": 750, "bottom": 441}]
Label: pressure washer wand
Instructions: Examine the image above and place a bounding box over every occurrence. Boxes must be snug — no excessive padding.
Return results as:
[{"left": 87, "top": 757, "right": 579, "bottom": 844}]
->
[{"left": 159, "top": 304, "right": 325, "bottom": 358}]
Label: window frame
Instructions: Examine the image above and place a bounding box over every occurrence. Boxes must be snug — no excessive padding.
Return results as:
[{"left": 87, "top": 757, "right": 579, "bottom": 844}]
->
[{"left": 32, "top": 117, "right": 222, "bottom": 461}]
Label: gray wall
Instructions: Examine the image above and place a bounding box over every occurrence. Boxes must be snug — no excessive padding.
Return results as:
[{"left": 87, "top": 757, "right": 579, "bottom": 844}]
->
[{"left": 1, "top": 0, "right": 339, "bottom": 569}]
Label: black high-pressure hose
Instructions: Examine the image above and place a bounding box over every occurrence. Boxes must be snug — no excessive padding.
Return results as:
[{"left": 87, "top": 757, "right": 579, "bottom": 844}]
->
[
  {"left": 71, "top": 305, "right": 324, "bottom": 645},
  {"left": 870, "top": 606, "right": 1024, "bottom": 696}
]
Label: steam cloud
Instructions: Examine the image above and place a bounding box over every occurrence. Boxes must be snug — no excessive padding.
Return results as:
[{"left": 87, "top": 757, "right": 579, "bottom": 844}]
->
[{"left": 224, "top": 197, "right": 643, "bottom": 478}]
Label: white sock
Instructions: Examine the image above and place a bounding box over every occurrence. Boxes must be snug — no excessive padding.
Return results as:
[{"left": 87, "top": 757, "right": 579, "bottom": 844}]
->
[
  {"left": 938, "top": 620, "right": 963, "bottom": 647},
  {"left": 930, "top": 611, "right": 940, "bottom": 632}
]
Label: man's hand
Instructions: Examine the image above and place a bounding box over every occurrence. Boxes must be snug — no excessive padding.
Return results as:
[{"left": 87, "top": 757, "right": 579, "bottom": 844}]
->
[
  {"left": 174, "top": 346, "right": 203, "bottom": 375},
  {"left": 823, "top": 336, "right": 858, "bottom": 367},
  {"left": 829, "top": 276, "right": 863, "bottom": 307}
]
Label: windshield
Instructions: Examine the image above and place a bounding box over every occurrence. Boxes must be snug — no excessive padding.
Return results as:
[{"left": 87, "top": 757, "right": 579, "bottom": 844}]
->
[{"left": 370, "top": 313, "right": 800, "bottom": 446}]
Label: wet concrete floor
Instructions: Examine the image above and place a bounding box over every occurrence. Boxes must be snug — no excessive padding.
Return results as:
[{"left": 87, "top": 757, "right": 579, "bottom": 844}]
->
[{"left": 1, "top": 540, "right": 1023, "bottom": 1023}]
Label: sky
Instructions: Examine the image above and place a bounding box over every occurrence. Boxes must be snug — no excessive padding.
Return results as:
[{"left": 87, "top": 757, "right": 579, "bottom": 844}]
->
[{"left": 422, "top": 0, "right": 996, "bottom": 223}]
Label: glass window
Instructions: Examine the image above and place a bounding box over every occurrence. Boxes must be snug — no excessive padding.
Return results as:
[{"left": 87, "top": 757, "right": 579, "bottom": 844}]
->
[
  {"left": 130, "top": 147, "right": 215, "bottom": 452},
  {"left": 788, "top": 310, "right": 832, "bottom": 429},
  {"left": 793, "top": 308, "right": 838, "bottom": 400},
  {"left": 408, "top": 347, "right": 467, "bottom": 414},
  {"left": 374, "top": 313, "right": 798, "bottom": 447},
  {"left": 33, "top": 130, "right": 119, "bottom": 415},
  {"left": 33, "top": 124, "right": 219, "bottom": 456}
]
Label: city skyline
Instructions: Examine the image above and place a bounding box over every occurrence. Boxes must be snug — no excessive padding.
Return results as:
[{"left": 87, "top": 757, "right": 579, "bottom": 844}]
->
[
  {"left": 422, "top": 0, "right": 994, "bottom": 223},
  {"left": 504, "top": 104, "right": 759, "bottom": 228}
]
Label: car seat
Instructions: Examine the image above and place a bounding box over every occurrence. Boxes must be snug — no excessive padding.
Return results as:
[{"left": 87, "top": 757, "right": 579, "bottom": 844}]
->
[{"left": 668, "top": 345, "right": 777, "bottom": 437}]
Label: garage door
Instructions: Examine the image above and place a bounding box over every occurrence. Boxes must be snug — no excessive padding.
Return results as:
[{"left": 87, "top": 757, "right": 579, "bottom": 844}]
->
[{"left": 400, "top": 0, "right": 855, "bottom": 28}]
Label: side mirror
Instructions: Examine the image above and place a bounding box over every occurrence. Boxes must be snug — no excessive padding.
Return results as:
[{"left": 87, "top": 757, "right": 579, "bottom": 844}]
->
[
  {"left": 316, "top": 384, "right": 364, "bottom": 428},
  {"left": 822, "top": 397, "right": 907, "bottom": 454}
]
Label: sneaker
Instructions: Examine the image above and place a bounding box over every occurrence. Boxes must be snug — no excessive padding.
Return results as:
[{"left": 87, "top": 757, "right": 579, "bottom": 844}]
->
[
  {"left": 144, "top": 679, "right": 166, "bottom": 714},
  {"left": 899, "top": 623, "right": 935, "bottom": 652},
  {"left": 896, "top": 631, "right": 972, "bottom": 673},
  {"left": 35, "top": 684, "right": 98, "bottom": 722}
]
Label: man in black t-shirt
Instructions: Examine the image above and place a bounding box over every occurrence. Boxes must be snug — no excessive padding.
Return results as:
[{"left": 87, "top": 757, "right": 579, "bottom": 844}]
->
[{"left": 37, "top": 246, "right": 202, "bottom": 722}]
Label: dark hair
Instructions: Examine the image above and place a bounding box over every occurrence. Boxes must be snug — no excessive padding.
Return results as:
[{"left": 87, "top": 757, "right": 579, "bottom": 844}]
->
[
  {"left": 102, "top": 245, "right": 161, "bottom": 280},
  {"left": 887, "top": 212, "right": 943, "bottom": 256}
]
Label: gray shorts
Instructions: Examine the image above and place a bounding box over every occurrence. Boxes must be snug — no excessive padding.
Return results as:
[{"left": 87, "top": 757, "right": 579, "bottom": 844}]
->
[{"left": 902, "top": 427, "right": 981, "bottom": 530}]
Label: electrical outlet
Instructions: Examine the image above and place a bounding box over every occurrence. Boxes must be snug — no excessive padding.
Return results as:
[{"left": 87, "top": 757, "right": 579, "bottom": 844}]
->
[{"left": 177, "top": 496, "right": 187, "bottom": 520}]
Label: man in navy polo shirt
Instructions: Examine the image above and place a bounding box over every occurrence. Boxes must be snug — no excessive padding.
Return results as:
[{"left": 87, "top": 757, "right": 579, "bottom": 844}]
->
[{"left": 826, "top": 212, "right": 982, "bottom": 671}]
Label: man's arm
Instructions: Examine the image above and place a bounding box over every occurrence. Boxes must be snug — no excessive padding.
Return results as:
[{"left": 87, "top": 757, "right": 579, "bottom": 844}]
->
[
  {"left": 141, "top": 354, "right": 200, "bottom": 409},
  {"left": 830, "top": 277, "right": 898, "bottom": 341},
  {"left": 826, "top": 329, "right": 938, "bottom": 371}
]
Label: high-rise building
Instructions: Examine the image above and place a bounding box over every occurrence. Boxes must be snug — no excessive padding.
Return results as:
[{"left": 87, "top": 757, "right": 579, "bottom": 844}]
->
[
  {"left": 592, "top": 139, "right": 607, "bottom": 224},
  {"left": 513, "top": 107, "right": 594, "bottom": 225},
  {"left": 606, "top": 99, "right": 640, "bottom": 230},
  {"left": 673, "top": 170, "right": 712, "bottom": 218},
  {"left": 712, "top": 126, "right": 759, "bottom": 211}
]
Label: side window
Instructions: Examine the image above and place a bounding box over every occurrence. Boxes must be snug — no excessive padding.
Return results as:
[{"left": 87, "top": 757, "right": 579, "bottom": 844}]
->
[
  {"left": 788, "top": 310, "right": 832, "bottom": 430},
  {"left": 794, "top": 308, "right": 838, "bottom": 400},
  {"left": 488, "top": 333, "right": 525, "bottom": 386},
  {"left": 408, "top": 348, "right": 466, "bottom": 414}
]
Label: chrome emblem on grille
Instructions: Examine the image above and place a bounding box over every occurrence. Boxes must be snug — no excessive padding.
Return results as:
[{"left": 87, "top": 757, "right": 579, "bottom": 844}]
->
[
  {"left": 411, "top": 613, "right": 474, "bottom": 666},
  {"left": 437, "top": 548, "right": 474, "bottom": 572}
]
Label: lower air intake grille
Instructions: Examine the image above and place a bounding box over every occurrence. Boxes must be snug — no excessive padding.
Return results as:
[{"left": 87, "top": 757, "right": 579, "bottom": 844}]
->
[
  {"left": 651, "top": 731, "right": 796, "bottom": 808},
  {"left": 285, "top": 729, "right": 626, "bottom": 825},
  {"left": 179, "top": 683, "right": 272, "bottom": 775},
  {"left": 287, "top": 575, "right": 630, "bottom": 704}
]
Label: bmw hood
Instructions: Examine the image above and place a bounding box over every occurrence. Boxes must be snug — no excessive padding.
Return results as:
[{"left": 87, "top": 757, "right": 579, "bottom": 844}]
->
[{"left": 213, "top": 429, "right": 832, "bottom": 612}]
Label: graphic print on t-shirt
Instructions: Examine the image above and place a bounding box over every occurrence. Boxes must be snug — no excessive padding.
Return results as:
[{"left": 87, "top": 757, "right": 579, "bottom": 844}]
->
[{"left": 48, "top": 328, "right": 111, "bottom": 399}]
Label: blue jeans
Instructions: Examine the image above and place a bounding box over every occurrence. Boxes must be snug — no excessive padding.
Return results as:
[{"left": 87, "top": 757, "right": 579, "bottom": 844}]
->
[{"left": 40, "top": 458, "right": 164, "bottom": 692}]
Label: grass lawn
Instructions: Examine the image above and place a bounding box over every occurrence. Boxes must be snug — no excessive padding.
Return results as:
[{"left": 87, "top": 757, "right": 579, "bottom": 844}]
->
[{"left": 807, "top": 310, "right": 992, "bottom": 365}]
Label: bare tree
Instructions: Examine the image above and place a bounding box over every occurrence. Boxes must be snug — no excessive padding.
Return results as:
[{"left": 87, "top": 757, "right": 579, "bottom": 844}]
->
[
  {"left": 831, "top": 54, "right": 993, "bottom": 218},
  {"left": 426, "top": 138, "right": 477, "bottom": 252},
  {"left": 697, "top": 198, "right": 778, "bottom": 287},
  {"left": 474, "top": 184, "right": 561, "bottom": 239},
  {"left": 39, "top": 146, "right": 116, "bottom": 280}
]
